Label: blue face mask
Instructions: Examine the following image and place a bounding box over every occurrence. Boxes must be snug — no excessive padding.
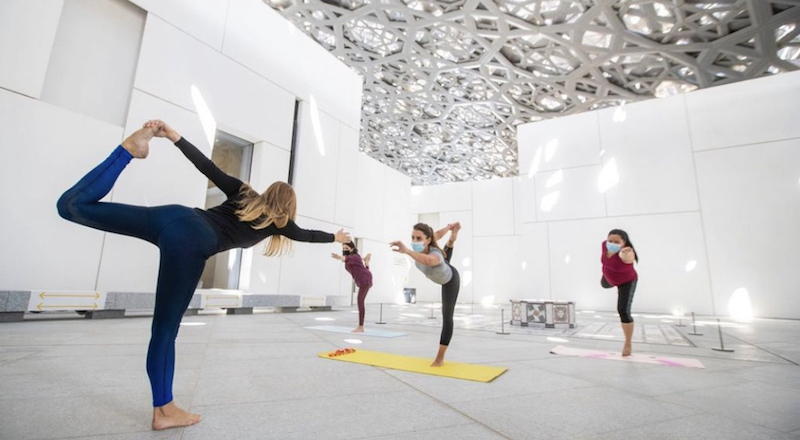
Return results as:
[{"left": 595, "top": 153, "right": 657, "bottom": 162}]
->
[
  {"left": 606, "top": 242, "right": 622, "bottom": 253},
  {"left": 411, "top": 242, "right": 426, "bottom": 253}
]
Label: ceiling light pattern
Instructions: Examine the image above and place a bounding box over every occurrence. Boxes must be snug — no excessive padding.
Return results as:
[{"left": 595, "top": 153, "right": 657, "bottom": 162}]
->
[{"left": 265, "top": 0, "right": 800, "bottom": 184}]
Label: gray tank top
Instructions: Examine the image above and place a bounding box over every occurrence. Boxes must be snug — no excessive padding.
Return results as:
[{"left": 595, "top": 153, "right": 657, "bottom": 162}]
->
[{"left": 415, "top": 248, "right": 453, "bottom": 285}]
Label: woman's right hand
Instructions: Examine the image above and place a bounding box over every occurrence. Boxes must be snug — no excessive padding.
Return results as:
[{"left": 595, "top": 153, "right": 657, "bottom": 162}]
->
[
  {"left": 331, "top": 253, "right": 341, "bottom": 260},
  {"left": 389, "top": 240, "right": 408, "bottom": 254}
]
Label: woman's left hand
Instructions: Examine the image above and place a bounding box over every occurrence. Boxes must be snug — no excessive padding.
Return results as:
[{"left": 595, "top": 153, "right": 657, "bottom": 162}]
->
[
  {"left": 389, "top": 240, "right": 408, "bottom": 254},
  {"left": 334, "top": 229, "right": 351, "bottom": 243}
]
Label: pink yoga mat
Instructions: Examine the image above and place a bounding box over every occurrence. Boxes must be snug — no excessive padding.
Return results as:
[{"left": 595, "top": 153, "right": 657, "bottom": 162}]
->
[{"left": 550, "top": 345, "right": 705, "bottom": 368}]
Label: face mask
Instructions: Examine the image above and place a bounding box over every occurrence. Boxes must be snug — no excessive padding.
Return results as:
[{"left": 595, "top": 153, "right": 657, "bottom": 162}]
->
[
  {"left": 606, "top": 242, "right": 622, "bottom": 253},
  {"left": 342, "top": 250, "right": 351, "bottom": 256},
  {"left": 411, "top": 242, "right": 426, "bottom": 253}
]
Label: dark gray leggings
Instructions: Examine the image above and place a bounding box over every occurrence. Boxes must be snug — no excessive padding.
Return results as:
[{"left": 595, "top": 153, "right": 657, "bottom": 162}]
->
[
  {"left": 601, "top": 276, "right": 637, "bottom": 323},
  {"left": 440, "top": 245, "right": 460, "bottom": 346}
]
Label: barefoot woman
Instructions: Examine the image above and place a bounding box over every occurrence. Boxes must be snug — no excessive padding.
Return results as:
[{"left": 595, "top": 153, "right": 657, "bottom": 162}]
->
[
  {"left": 331, "top": 241, "right": 372, "bottom": 332},
  {"left": 391, "top": 222, "right": 461, "bottom": 366},
  {"left": 600, "top": 229, "right": 639, "bottom": 356},
  {"left": 56, "top": 120, "right": 350, "bottom": 429}
]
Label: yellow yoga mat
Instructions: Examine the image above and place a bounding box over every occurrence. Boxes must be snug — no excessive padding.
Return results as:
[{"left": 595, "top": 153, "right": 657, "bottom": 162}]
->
[{"left": 319, "top": 349, "right": 507, "bottom": 382}]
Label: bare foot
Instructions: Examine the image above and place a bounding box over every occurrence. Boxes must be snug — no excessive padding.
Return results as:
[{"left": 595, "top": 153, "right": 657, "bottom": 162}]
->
[
  {"left": 144, "top": 119, "right": 182, "bottom": 143},
  {"left": 121, "top": 127, "right": 155, "bottom": 159},
  {"left": 448, "top": 222, "right": 461, "bottom": 246},
  {"left": 622, "top": 343, "right": 632, "bottom": 357},
  {"left": 352, "top": 326, "right": 365, "bottom": 333},
  {"left": 152, "top": 401, "right": 201, "bottom": 431},
  {"left": 430, "top": 358, "right": 444, "bottom": 367}
]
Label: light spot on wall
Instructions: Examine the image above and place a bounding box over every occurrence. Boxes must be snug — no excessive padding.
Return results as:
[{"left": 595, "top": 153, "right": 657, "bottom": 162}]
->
[
  {"left": 729, "top": 287, "right": 753, "bottom": 321},
  {"left": 191, "top": 85, "right": 217, "bottom": 147},
  {"left": 598, "top": 158, "right": 620, "bottom": 193}
]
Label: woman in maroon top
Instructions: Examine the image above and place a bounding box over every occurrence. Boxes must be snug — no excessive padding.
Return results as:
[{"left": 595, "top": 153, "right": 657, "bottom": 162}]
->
[
  {"left": 332, "top": 242, "right": 373, "bottom": 332},
  {"left": 600, "top": 229, "right": 639, "bottom": 356}
]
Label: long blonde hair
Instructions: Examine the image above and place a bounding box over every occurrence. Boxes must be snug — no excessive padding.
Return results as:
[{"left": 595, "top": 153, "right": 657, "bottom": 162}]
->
[{"left": 236, "top": 181, "right": 297, "bottom": 256}]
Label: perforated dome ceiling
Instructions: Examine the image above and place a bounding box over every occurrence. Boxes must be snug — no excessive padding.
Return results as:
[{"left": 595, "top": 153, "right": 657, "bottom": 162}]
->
[{"left": 265, "top": 0, "right": 800, "bottom": 184}]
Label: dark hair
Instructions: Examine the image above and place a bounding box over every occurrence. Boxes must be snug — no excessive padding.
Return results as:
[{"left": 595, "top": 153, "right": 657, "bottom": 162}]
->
[
  {"left": 608, "top": 229, "right": 639, "bottom": 262},
  {"left": 413, "top": 223, "right": 447, "bottom": 258},
  {"left": 343, "top": 241, "right": 357, "bottom": 255}
]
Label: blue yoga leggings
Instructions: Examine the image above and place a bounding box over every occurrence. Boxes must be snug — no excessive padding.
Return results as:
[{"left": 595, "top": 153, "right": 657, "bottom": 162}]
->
[{"left": 57, "top": 146, "right": 218, "bottom": 407}]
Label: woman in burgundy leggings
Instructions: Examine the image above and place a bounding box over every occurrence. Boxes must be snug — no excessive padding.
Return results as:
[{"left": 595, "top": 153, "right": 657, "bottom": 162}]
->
[{"left": 332, "top": 241, "right": 372, "bottom": 332}]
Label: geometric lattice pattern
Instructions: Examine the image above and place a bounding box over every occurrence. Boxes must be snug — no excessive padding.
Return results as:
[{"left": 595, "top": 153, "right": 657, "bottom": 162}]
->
[{"left": 265, "top": 0, "right": 800, "bottom": 184}]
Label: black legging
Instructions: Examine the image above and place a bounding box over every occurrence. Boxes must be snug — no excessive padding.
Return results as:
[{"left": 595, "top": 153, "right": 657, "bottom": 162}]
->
[
  {"left": 440, "top": 245, "right": 460, "bottom": 346},
  {"left": 617, "top": 280, "right": 636, "bottom": 323},
  {"left": 602, "top": 276, "right": 636, "bottom": 323}
]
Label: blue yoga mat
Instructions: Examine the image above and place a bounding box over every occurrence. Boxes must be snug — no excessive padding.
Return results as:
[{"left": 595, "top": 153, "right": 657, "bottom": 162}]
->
[{"left": 305, "top": 325, "right": 408, "bottom": 338}]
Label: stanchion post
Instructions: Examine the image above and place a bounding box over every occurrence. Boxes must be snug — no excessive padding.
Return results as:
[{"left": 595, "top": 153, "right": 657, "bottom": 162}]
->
[
  {"left": 496, "top": 309, "right": 510, "bottom": 335},
  {"left": 375, "top": 303, "right": 386, "bottom": 325},
  {"left": 688, "top": 311, "right": 702, "bottom": 336},
  {"left": 428, "top": 301, "right": 436, "bottom": 319},
  {"left": 711, "top": 318, "right": 734, "bottom": 352}
]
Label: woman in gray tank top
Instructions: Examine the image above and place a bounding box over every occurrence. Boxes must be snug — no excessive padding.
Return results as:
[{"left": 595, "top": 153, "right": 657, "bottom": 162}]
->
[{"left": 391, "top": 222, "right": 461, "bottom": 366}]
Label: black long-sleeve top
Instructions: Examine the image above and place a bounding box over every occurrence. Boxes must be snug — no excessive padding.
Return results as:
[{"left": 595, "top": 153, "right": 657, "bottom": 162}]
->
[{"left": 174, "top": 137, "right": 334, "bottom": 253}]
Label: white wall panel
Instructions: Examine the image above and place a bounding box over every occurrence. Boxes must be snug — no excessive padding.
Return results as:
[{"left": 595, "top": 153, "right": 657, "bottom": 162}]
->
[
  {"left": 40, "top": 0, "right": 145, "bottom": 126},
  {"left": 518, "top": 172, "right": 537, "bottom": 223},
  {"left": 473, "top": 235, "right": 524, "bottom": 306},
  {"left": 383, "top": 168, "right": 412, "bottom": 242},
  {"left": 0, "top": 89, "right": 123, "bottom": 291},
  {"left": 334, "top": 126, "right": 359, "bottom": 228},
  {"left": 354, "top": 155, "right": 386, "bottom": 242},
  {"left": 278, "top": 216, "right": 345, "bottom": 296},
  {"left": 409, "top": 181, "right": 473, "bottom": 214},
  {"left": 0, "top": 0, "right": 63, "bottom": 98},
  {"left": 222, "top": 0, "right": 362, "bottom": 130},
  {"left": 517, "top": 110, "right": 601, "bottom": 173},
  {"left": 534, "top": 166, "right": 606, "bottom": 221},
  {"left": 622, "top": 213, "right": 713, "bottom": 316},
  {"left": 686, "top": 70, "right": 800, "bottom": 151},
  {"left": 96, "top": 90, "right": 211, "bottom": 292},
  {"left": 513, "top": 177, "right": 525, "bottom": 234},
  {"left": 598, "top": 96, "right": 699, "bottom": 216},
  {"left": 135, "top": 15, "right": 295, "bottom": 150},
  {"left": 251, "top": 141, "right": 291, "bottom": 187},
  {"left": 129, "top": 0, "right": 229, "bottom": 50},
  {"left": 473, "top": 178, "right": 515, "bottom": 237},
  {"left": 695, "top": 139, "right": 800, "bottom": 319},
  {"left": 292, "top": 101, "right": 340, "bottom": 223},
  {"left": 519, "top": 223, "right": 551, "bottom": 300}
]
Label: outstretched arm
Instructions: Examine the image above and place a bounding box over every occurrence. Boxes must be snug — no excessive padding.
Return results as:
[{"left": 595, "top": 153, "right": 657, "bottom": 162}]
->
[
  {"left": 278, "top": 220, "right": 350, "bottom": 244},
  {"left": 434, "top": 224, "right": 452, "bottom": 242},
  {"left": 390, "top": 241, "right": 441, "bottom": 266},
  {"left": 146, "top": 120, "right": 243, "bottom": 198}
]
